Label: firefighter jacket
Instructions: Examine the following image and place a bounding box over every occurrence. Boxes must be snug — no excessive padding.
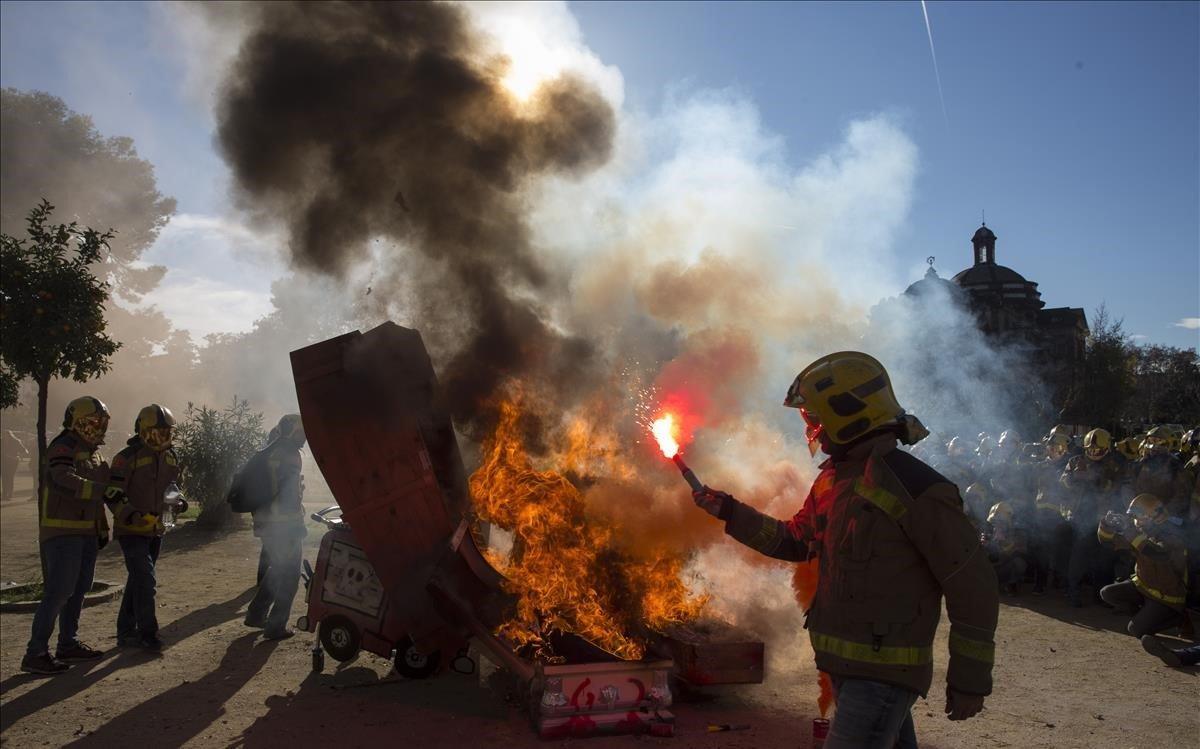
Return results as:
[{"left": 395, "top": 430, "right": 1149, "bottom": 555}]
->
[
  {"left": 251, "top": 443, "right": 306, "bottom": 539},
  {"left": 1060, "top": 453, "right": 1127, "bottom": 525},
  {"left": 718, "top": 434, "right": 999, "bottom": 698},
  {"left": 988, "top": 457, "right": 1036, "bottom": 515},
  {"left": 1132, "top": 454, "right": 1191, "bottom": 517},
  {"left": 109, "top": 438, "right": 180, "bottom": 537},
  {"left": 982, "top": 521, "right": 1027, "bottom": 562},
  {"left": 1097, "top": 523, "right": 1188, "bottom": 610},
  {"left": 39, "top": 430, "right": 111, "bottom": 543},
  {"left": 1033, "top": 456, "right": 1071, "bottom": 520}
]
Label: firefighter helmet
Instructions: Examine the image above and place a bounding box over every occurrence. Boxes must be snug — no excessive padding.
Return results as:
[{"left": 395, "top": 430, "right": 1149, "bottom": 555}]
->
[
  {"left": 1127, "top": 493, "right": 1165, "bottom": 525},
  {"left": 1114, "top": 437, "right": 1140, "bottom": 461},
  {"left": 947, "top": 436, "right": 966, "bottom": 457},
  {"left": 784, "top": 351, "right": 913, "bottom": 453},
  {"left": 275, "top": 413, "right": 306, "bottom": 447},
  {"left": 135, "top": 404, "right": 176, "bottom": 451},
  {"left": 63, "top": 396, "right": 110, "bottom": 446},
  {"left": 977, "top": 436, "right": 995, "bottom": 458},
  {"left": 987, "top": 501, "right": 1014, "bottom": 525},
  {"left": 1165, "top": 427, "right": 1183, "bottom": 453},
  {"left": 1083, "top": 428, "right": 1111, "bottom": 461},
  {"left": 997, "top": 429, "right": 1021, "bottom": 455},
  {"left": 1046, "top": 433, "right": 1070, "bottom": 460},
  {"left": 1182, "top": 428, "right": 1199, "bottom": 458},
  {"left": 1140, "top": 426, "right": 1171, "bottom": 457}
]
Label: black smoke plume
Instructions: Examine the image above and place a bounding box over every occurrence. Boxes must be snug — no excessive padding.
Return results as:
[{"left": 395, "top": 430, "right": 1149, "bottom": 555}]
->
[{"left": 213, "top": 1, "right": 615, "bottom": 436}]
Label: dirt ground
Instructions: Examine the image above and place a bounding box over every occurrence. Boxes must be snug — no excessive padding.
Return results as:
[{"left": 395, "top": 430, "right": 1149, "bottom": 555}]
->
[{"left": 1, "top": 464, "right": 1197, "bottom": 749}]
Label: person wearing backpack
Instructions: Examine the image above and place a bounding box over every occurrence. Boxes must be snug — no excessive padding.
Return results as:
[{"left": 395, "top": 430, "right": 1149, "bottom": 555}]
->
[{"left": 243, "top": 414, "right": 307, "bottom": 640}]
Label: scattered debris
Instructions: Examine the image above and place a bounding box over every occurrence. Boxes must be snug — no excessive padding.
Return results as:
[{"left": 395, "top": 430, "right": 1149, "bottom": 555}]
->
[{"left": 707, "top": 723, "right": 751, "bottom": 733}]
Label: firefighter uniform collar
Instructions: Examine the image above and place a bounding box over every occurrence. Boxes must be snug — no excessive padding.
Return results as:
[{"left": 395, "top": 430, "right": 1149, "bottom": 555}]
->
[{"left": 828, "top": 433, "right": 898, "bottom": 465}]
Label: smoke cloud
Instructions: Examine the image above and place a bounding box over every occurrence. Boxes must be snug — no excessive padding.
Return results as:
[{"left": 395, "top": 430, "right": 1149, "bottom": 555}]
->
[{"left": 212, "top": 1, "right": 616, "bottom": 437}]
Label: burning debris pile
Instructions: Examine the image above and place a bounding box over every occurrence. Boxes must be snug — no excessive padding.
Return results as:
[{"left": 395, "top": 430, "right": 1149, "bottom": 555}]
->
[{"left": 469, "top": 396, "right": 707, "bottom": 660}]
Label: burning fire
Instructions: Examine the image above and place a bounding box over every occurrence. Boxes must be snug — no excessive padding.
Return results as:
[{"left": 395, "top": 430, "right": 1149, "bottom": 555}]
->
[
  {"left": 470, "top": 397, "right": 707, "bottom": 660},
  {"left": 651, "top": 413, "right": 681, "bottom": 458}
]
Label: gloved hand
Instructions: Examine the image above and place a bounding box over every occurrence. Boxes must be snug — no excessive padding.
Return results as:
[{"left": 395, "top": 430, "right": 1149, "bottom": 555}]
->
[
  {"left": 944, "top": 688, "right": 985, "bottom": 721},
  {"left": 692, "top": 486, "right": 732, "bottom": 518},
  {"left": 103, "top": 486, "right": 127, "bottom": 506},
  {"left": 175, "top": 499, "right": 189, "bottom": 516}
]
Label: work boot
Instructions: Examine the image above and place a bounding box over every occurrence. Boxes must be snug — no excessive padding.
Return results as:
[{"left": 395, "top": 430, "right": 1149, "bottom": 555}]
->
[
  {"left": 1141, "top": 635, "right": 1183, "bottom": 667},
  {"left": 244, "top": 615, "right": 266, "bottom": 629},
  {"left": 264, "top": 628, "right": 295, "bottom": 641},
  {"left": 137, "top": 635, "right": 164, "bottom": 652},
  {"left": 20, "top": 653, "right": 69, "bottom": 675},
  {"left": 1067, "top": 589, "right": 1084, "bottom": 608},
  {"left": 55, "top": 641, "right": 104, "bottom": 662}
]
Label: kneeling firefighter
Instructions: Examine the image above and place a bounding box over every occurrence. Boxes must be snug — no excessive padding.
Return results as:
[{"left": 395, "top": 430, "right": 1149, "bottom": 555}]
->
[
  {"left": 109, "top": 404, "right": 183, "bottom": 651},
  {"left": 691, "top": 352, "right": 999, "bottom": 748}
]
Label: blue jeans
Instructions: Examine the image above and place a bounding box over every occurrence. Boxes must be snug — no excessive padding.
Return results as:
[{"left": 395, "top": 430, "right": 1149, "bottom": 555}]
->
[
  {"left": 827, "top": 677, "right": 920, "bottom": 749},
  {"left": 247, "top": 532, "right": 303, "bottom": 634},
  {"left": 26, "top": 535, "right": 98, "bottom": 656},
  {"left": 117, "top": 535, "right": 162, "bottom": 639}
]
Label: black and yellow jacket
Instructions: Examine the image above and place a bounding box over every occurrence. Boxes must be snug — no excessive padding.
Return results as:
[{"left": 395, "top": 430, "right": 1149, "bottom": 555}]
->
[
  {"left": 109, "top": 437, "right": 180, "bottom": 537},
  {"left": 1097, "top": 522, "right": 1188, "bottom": 610},
  {"left": 718, "top": 434, "right": 999, "bottom": 698},
  {"left": 39, "top": 431, "right": 110, "bottom": 543}
]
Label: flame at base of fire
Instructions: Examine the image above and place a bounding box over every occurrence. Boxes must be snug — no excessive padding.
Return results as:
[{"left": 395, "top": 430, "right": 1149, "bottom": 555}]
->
[
  {"left": 793, "top": 558, "right": 835, "bottom": 716},
  {"left": 470, "top": 398, "right": 707, "bottom": 660}
]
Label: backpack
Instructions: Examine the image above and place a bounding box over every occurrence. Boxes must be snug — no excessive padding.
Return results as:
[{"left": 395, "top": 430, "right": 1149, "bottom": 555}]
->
[{"left": 225, "top": 448, "right": 276, "bottom": 514}]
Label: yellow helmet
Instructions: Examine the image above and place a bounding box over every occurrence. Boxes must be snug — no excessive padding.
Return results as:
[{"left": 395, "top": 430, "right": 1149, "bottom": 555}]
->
[
  {"left": 63, "top": 396, "right": 110, "bottom": 446},
  {"left": 1083, "top": 428, "right": 1111, "bottom": 461},
  {"left": 784, "top": 351, "right": 910, "bottom": 453},
  {"left": 997, "top": 429, "right": 1021, "bottom": 454},
  {"left": 987, "top": 501, "right": 1013, "bottom": 524},
  {"left": 1048, "top": 424, "right": 1072, "bottom": 442},
  {"left": 274, "top": 413, "right": 306, "bottom": 446},
  {"left": 1165, "top": 427, "right": 1183, "bottom": 453},
  {"left": 1114, "top": 437, "right": 1140, "bottom": 461},
  {"left": 1140, "top": 426, "right": 1171, "bottom": 457},
  {"left": 1127, "top": 493, "right": 1165, "bottom": 524},
  {"left": 1046, "top": 433, "right": 1070, "bottom": 460},
  {"left": 1182, "top": 428, "right": 1199, "bottom": 458},
  {"left": 964, "top": 481, "right": 990, "bottom": 504},
  {"left": 977, "top": 436, "right": 995, "bottom": 458},
  {"left": 947, "top": 436, "right": 966, "bottom": 457},
  {"left": 135, "top": 404, "right": 176, "bottom": 451}
]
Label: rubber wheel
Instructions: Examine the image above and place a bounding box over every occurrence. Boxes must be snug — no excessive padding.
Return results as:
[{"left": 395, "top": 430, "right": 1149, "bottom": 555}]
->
[
  {"left": 393, "top": 635, "right": 440, "bottom": 679},
  {"left": 318, "top": 616, "right": 360, "bottom": 662}
]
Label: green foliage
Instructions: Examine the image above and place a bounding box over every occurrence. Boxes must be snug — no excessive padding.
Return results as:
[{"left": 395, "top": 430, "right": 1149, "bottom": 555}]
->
[
  {"left": 1076, "top": 305, "right": 1136, "bottom": 431},
  {"left": 0, "top": 362, "right": 17, "bottom": 410},
  {"left": 0, "top": 200, "right": 120, "bottom": 387},
  {"left": 1126, "top": 345, "right": 1200, "bottom": 426},
  {"left": 173, "top": 397, "right": 265, "bottom": 517}
]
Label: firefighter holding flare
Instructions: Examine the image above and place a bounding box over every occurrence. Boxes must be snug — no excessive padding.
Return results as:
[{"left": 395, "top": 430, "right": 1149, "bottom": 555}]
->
[{"left": 689, "top": 352, "right": 999, "bottom": 747}]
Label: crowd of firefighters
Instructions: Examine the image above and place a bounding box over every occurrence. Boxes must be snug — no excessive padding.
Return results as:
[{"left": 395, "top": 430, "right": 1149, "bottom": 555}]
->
[
  {"left": 14, "top": 396, "right": 307, "bottom": 676},
  {"left": 912, "top": 424, "right": 1199, "bottom": 664}
]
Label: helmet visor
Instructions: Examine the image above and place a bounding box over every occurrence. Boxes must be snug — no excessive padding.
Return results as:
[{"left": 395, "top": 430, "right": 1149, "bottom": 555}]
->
[
  {"left": 1085, "top": 445, "right": 1108, "bottom": 461},
  {"left": 799, "top": 407, "right": 823, "bottom": 456},
  {"left": 144, "top": 426, "right": 173, "bottom": 451},
  {"left": 75, "top": 414, "right": 109, "bottom": 446}
]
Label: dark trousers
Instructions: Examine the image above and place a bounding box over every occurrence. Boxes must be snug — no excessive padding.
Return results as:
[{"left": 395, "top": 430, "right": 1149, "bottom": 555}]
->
[
  {"left": 247, "top": 533, "right": 302, "bottom": 634},
  {"left": 827, "top": 677, "right": 919, "bottom": 749},
  {"left": 1099, "top": 580, "right": 1183, "bottom": 637},
  {"left": 1068, "top": 528, "right": 1116, "bottom": 595},
  {"left": 26, "top": 535, "right": 98, "bottom": 656},
  {"left": 257, "top": 544, "right": 269, "bottom": 585},
  {"left": 117, "top": 535, "right": 162, "bottom": 639}
]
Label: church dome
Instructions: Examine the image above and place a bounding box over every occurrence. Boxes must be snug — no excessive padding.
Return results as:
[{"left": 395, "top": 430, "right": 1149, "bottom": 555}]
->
[{"left": 951, "top": 263, "right": 1031, "bottom": 287}]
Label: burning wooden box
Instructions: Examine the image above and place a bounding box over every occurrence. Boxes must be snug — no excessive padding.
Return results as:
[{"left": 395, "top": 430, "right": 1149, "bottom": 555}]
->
[{"left": 290, "top": 322, "right": 763, "bottom": 738}]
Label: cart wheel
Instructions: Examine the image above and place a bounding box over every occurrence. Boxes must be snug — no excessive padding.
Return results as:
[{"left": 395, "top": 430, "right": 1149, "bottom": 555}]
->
[
  {"left": 318, "top": 616, "right": 360, "bottom": 662},
  {"left": 312, "top": 647, "right": 325, "bottom": 674},
  {"left": 393, "top": 636, "right": 440, "bottom": 679}
]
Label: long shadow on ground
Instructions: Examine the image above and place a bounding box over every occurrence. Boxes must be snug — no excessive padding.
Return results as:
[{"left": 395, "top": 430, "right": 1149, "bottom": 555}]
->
[{"left": 0, "top": 587, "right": 255, "bottom": 733}]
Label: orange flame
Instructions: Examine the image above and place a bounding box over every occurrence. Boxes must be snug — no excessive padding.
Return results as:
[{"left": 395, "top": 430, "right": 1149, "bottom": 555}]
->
[
  {"left": 651, "top": 413, "right": 681, "bottom": 458},
  {"left": 793, "top": 558, "right": 835, "bottom": 716},
  {"left": 470, "top": 397, "right": 706, "bottom": 660}
]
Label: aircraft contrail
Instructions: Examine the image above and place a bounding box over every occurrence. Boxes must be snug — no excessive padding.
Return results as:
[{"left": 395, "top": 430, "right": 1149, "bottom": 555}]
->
[{"left": 920, "top": 0, "right": 950, "bottom": 129}]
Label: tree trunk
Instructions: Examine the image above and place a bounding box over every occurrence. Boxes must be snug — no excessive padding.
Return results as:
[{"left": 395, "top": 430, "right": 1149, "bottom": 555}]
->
[{"left": 35, "top": 374, "right": 48, "bottom": 584}]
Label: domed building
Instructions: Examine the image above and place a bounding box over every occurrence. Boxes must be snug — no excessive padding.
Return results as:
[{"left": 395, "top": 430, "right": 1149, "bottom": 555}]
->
[{"left": 905, "top": 223, "right": 1089, "bottom": 417}]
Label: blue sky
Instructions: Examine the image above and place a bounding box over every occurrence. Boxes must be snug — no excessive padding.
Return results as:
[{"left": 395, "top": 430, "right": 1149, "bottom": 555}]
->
[{"left": 1, "top": 0, "right": 1197, "bottom": 347}]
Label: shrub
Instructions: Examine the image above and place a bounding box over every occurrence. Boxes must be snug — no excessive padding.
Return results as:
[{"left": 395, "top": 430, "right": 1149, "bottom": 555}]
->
[{"left": 174, "top": 397, "right": 265, "bottom": 529}]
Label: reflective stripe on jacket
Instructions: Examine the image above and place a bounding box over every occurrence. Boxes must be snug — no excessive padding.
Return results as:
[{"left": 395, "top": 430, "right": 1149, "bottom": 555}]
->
[
  {"left": 39, "top": 431, "right": 110, "bottom": 542},
  {"left": 723, "top": 434, "right": 999, "bottom": 697},
  {"left": 109, "top": 439, "right": 180, "bottom": 537},
  {"left": 1097, "top": 525, "right": 1188, "bottom": 609}
]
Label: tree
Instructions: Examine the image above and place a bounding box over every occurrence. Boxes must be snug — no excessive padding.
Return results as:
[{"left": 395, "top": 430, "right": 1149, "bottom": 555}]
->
[
  {"left": 173, "top": 398, "right": 265, "bottom": 529},
  {"left": 1126, "top": 345, "right": 1200, "bottom": 427},
  {"left": 0, "top": 201, "right": 120, "bottom": 488},
  {"left": 1075, "top": 305, "right": 1135, "bottom": 432}
]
